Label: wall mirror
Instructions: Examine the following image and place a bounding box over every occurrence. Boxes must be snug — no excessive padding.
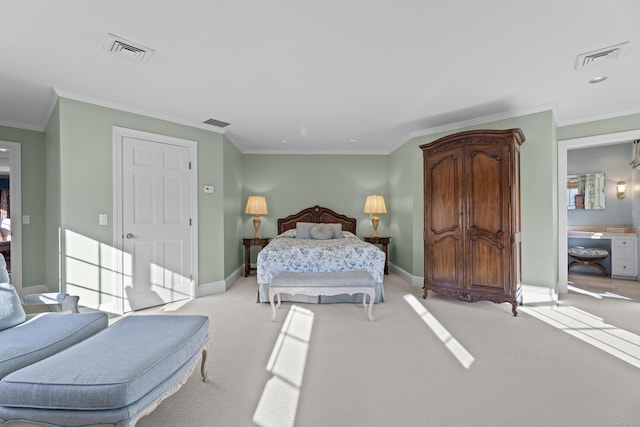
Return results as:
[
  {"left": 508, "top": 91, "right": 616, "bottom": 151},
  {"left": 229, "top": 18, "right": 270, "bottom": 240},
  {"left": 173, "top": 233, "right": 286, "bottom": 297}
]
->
[{"left": 567, "top": 172, "right": 605, "bottom": 210}]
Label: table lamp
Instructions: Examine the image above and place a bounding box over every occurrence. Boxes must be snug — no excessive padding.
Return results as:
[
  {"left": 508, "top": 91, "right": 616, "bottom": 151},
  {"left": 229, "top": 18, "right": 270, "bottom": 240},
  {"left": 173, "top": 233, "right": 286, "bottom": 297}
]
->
[
  {"left": 245, "top": 196, "right": 268, "bottom": 238},
  {"left": 363, "top": 194, "right": 387, "bottom": 237}
]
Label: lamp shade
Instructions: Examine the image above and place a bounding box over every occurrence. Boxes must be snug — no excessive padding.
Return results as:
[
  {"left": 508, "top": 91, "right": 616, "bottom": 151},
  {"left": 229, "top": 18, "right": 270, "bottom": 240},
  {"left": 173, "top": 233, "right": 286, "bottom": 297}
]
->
[
  {"left": 245, "top": 196, "right": 268, "bottom": 215},
  {"left": 363, "top": 195, "right": 387, "bottom": 214}
]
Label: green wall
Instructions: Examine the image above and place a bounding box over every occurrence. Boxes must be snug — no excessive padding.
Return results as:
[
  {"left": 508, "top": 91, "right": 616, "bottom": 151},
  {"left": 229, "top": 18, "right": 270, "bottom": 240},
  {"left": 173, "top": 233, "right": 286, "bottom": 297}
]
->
[
  {"left": 388, "top": 135, "right": 423, "bottom": 280},
  {"left": 0, "top": 124, "right": 47, "bottom": 287},
  {"left": 222, "top": 135, "right": 244, "bottom": 278},
  {"left": 242, "top": 154, "right": 390, "bottom": 239},
  {"left": 557, "top": 112, "right": 640, "bottom": 141},
  {"left": 55, "top": 98, "right": 234, "bottom": 302},
  {"left": 390, "top": 110, "right": 558, "bottom": 290}
]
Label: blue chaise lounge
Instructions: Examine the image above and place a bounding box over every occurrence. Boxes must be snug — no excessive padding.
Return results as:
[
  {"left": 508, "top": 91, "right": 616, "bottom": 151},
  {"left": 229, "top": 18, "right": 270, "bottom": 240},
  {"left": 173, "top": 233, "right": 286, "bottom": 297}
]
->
[{"left": 0, "top": 256, "right": 209, "bottom": 426}]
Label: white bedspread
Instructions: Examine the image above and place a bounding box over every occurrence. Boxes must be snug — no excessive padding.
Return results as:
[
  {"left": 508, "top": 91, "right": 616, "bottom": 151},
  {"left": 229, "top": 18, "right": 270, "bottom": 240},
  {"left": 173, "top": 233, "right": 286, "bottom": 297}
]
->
[{"left": 257, "top": 230, "right": 385, "bottom": 285}]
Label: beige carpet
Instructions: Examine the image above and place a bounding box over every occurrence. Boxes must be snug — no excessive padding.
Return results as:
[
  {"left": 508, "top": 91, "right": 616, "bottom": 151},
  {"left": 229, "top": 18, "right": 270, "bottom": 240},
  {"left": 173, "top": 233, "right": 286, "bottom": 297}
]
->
[{"left": 134, "top": 274, "right": 640, "bottom": 427}]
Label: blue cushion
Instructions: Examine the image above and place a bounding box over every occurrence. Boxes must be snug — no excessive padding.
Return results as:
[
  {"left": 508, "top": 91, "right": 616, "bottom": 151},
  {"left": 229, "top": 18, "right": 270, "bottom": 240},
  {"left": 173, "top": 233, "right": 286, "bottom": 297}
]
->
[
  {"left": 0, "top": 350, "right": 203, "bottom": 426},
  {"left": 0, "top": 283, "right": 26, "bottom": 332},
  {"left": 0, "top": 255, "right": 9, "bottom": 284},
  {"left": 0, "top": 314, "right": 209, "bottom": 410},
  {"left": 0, "top": 354, "right": 200, "bottom": 426},
  {"left": 272, "top": 271, "right": 375, "bottom": 288},
  {"left": 0, "top": 311, "right": 108, "bottom": 378}
]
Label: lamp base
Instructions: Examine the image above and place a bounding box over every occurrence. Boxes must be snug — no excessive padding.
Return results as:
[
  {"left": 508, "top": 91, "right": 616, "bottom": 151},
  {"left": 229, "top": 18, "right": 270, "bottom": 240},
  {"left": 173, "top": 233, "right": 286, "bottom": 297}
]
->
[
  {"left": 252, "top": 215, "right": 262, "bottom": 238},
  {"left": 370, "top": 215, "right": 380, "bottom": 237}
]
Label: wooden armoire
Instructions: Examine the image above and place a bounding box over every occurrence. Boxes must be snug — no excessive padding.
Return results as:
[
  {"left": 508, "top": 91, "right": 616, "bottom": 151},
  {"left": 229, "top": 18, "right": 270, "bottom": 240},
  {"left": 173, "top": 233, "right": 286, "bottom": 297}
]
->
[{"left": 420, "top": 129, "right": 525, "bottom": 316}]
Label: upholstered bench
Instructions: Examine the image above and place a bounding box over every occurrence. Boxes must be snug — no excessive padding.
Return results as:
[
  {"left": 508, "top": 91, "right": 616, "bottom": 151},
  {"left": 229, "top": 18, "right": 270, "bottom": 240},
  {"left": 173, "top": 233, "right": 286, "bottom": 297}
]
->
[
  {"left": 0, "top": 314, "right": 209, "bottom": 427},
  {"left": 269, "top": 271, "right": 376, "bottom": 321},
  {"left": 568, "top": 246, "right": 609, "bottom": 276}
]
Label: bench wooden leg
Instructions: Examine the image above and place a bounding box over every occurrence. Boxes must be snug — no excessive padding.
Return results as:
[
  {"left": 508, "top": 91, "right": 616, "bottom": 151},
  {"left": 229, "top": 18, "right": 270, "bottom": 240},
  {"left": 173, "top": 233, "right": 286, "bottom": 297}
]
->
[
  {"left": 268, "top": 289, "right": 278, "bottom": 321},
  {"left": 365, "top": 290, "right": 375, "bottom": 321}
]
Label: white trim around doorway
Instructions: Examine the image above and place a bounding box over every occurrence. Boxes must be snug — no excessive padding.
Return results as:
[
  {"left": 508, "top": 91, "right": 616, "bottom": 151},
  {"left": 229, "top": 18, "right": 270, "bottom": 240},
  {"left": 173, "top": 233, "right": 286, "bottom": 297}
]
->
[
  {"left": 558, "top": 129, "right": 640, "bottom": 294},
  {"left": 0, "top": 141, "right": 21, "bottom": 291}
]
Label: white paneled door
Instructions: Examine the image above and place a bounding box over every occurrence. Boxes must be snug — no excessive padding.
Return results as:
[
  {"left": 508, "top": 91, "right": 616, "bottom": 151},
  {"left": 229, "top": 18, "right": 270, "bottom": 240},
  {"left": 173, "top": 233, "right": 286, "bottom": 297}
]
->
[{"left": 119, "top": 134, "right": 193, "bottom": 312}]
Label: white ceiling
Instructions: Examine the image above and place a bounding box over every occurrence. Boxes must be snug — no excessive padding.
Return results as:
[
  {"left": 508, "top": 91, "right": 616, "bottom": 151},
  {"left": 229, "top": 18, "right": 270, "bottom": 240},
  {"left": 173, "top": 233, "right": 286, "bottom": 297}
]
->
[{"left": 2, "top": 0, "right": 640, "bottom": 154}]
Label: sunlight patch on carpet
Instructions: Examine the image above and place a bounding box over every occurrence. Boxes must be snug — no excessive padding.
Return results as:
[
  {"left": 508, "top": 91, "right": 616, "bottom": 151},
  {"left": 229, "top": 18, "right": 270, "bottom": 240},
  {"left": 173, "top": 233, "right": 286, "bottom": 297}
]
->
[
  {"left": 404, "top": 294, "right": 475, "bottom": 369},
  {"left": 521, "top": 305, "right": 640, "bottom": 369},
  {"left": 253, "top": 305, "right": 314, "bottom": 427},
  {"left": 567, "top": 284, "right": 631, "bottom": 300}
]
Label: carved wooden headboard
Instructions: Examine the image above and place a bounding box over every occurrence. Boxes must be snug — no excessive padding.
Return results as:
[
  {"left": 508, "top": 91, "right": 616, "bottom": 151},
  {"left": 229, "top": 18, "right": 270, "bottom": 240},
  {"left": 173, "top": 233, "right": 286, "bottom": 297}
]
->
[{"left": 277, "top": 205, "right": 357, "bottom": 235}]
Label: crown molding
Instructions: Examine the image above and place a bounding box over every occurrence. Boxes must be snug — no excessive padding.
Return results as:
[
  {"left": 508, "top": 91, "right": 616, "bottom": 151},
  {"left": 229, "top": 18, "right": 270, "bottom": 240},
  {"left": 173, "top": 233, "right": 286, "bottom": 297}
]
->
[
  {"left": 38, "top": 88, "right": 60, "bottom": 131},
  {"left": 555, "top": 105, "right": 640, "bottom": 128},
  {"left": 0, "top": 119, "right": 43, "bottom": 132},
  {"left": 407, "top": 103, "right": 558, "bottom": 142},
  {"left": 52, "top": 87, "right": 226, "bottom": 135}
]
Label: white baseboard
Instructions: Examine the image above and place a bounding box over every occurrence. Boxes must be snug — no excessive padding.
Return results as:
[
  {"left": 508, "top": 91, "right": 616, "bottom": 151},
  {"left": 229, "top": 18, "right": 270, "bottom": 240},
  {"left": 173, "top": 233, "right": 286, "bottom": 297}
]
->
[
  {"left": 389, "top": 263, "right": 423, "bottom": 288},
  {"left": 197, "top": 266, "right": 243, "bottom": 297},
  {"left": 522, "top": 284, "right": 558, "bottom": 306},
  {"left": 19, "top": 284, "right": 50, "bottom": 297}
]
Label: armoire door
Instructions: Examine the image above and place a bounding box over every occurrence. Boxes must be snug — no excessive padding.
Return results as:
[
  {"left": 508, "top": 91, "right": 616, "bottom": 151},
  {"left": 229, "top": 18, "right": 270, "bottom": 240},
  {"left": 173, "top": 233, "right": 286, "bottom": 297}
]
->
[
  {"left": 425, "top": 146, "right": 464, "bottom": 290},
  {"left": 465, "top": 143, "right": 512, "bottom": 295}
]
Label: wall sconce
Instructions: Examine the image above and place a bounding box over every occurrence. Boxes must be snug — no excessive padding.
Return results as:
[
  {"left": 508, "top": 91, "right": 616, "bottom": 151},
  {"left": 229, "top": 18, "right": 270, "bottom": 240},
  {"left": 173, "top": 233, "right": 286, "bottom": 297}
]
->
[
  {"left": 363, "top": 194, "right": 387, "bottom": 237},
  {"left": 616, "top": 181, "right": 626, "bottom": 199},
  {"left": 245, "top": 196, "right": 268, "bottom": 238}
]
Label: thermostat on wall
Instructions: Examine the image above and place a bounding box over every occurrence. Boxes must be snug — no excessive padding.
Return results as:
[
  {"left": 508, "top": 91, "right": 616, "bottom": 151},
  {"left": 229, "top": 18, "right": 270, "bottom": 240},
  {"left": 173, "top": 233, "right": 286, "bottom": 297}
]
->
[{"left": 204, "top": 185, "right": 215, "bottom": 194}]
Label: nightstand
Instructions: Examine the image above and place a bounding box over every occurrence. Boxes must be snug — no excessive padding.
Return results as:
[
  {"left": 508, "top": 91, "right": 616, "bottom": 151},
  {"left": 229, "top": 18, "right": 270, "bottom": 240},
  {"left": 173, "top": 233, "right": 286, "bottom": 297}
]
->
[
  {"left": 243, "top": 237, "right": 270, "bottom": 277},
  {"left": 364, "top": 236, "right": 391, "bottom": 275}
]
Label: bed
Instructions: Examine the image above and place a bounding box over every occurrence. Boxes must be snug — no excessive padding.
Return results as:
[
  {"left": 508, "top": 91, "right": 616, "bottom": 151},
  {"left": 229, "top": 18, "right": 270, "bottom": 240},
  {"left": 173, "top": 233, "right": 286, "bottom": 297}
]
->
[{"left": 256, "top": 205, "right": 386, "bottom": 304}]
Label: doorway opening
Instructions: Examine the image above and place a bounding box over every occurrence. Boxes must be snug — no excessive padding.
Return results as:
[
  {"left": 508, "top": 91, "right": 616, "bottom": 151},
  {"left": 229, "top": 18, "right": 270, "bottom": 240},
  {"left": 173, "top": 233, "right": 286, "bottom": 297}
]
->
[
  {"left": 0, "top": 141, "right": 21, "bottom": 291},
  {"left": 558, "top": 130, "right": 640, "bottom": 302}
]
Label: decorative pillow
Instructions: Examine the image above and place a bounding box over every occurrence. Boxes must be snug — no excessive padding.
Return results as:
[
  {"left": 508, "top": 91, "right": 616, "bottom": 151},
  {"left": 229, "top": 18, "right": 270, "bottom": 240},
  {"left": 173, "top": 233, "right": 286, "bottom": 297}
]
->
[
  {"left": 310, "top": 224, "right": 334, "bottom": 240},
  {"left": 295, "top": 222, "right": 314, "bottom": 239},
  {"left": 0, "top": 282, "right": 26, "bottom": 331},
  {"left": 0, "top": 254, "right": 9, "bottom": 284},
  {"left": 326, "top": 223, "right": 343, "bottom": 238}
]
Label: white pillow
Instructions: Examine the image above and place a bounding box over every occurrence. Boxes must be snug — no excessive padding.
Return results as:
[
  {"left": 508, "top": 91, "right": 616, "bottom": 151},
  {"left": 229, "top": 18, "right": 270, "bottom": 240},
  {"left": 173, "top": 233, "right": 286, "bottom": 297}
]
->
[
  {"left": 295, "top": 222, "right": 314, "bottom": 239},
  {"left": 310, "top": 224, "right": 334, "bottom": 240},
  {"left": 326, "top": 223, "right": 343, "bottom": 238}
]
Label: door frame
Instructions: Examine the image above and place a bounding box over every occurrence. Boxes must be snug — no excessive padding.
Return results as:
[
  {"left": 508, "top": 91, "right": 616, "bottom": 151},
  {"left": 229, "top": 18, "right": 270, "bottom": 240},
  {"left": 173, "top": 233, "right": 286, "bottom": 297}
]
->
[
  {"left": 557, "top": 129, "right": 640, "bottom": 294},
  {"left": 112, "top": 127, "right": 198, "bottom": 314},
  {"left": 0, "top": 140, "right": 22, "bottom": 291}
]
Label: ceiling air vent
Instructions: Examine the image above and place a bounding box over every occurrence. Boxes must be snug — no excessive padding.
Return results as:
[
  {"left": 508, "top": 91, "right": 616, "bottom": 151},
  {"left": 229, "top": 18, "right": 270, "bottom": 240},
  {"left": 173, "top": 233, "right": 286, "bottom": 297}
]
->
[
  {"left": 103, "top": 33, "right": 154, "bottom": 64},
  {"left": 203, "top": 118, "right": 230, "bottom": 128},
  {"left": 575, "top": 41, "right": 629, "bottom": 69}
]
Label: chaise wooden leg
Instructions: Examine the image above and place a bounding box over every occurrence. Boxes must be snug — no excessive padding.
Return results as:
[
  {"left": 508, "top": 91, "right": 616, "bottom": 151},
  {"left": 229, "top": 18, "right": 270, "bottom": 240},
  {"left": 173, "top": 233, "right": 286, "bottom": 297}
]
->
[
  {"left": 200, "top": 349, "right": 208, "bottom": 382},
  {"left": 66, "top": 295, "right": 80, "bottom": 313}
]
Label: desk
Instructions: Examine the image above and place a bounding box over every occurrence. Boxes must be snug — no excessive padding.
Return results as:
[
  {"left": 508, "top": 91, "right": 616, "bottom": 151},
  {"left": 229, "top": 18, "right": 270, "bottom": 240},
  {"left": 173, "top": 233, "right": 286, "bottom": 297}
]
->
[{"left": 568, "top": 228, "right": 638, "bottom": 279}]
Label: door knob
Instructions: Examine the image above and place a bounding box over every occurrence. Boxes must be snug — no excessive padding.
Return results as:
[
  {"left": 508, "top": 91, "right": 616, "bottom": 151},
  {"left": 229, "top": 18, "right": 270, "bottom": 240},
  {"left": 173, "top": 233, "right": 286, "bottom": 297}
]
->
[{"left": 126, "top": 233, "right": 134, "bottom": 239}]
